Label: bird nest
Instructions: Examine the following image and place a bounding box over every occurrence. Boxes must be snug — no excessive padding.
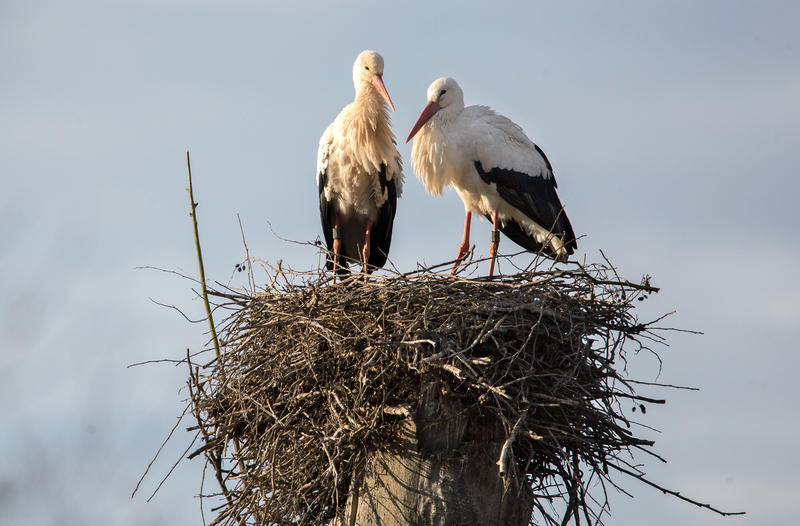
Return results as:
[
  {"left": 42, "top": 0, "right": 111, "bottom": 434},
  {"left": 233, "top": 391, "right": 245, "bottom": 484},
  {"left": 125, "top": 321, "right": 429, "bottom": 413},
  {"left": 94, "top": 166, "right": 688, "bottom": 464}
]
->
[{"left": 183, "top": 257, "right": 674, "bottom": 526}]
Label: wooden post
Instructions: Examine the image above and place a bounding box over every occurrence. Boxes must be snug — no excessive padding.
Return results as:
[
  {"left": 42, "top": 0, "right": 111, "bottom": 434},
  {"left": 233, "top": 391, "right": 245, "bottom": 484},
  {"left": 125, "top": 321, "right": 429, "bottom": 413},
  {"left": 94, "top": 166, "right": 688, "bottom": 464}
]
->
[{"left": 334, "top": 376, "right": 532, "bottom": 526}]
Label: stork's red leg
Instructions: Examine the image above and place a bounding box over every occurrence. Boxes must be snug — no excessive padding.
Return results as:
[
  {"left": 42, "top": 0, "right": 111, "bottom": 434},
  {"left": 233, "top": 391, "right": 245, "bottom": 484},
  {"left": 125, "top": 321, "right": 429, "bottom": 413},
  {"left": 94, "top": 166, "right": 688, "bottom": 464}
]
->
[
  {"left": 488, "top": 210, "right": 500, "bottom": 277},
  {"left": 451, "top": 211, "right": 472, "bottom": 275},
  {"left": 332, "top": 213, "right": 342, "bottom": 283},
  {"left": 361, "top": 219, "right": 373, "bottom": 275}
]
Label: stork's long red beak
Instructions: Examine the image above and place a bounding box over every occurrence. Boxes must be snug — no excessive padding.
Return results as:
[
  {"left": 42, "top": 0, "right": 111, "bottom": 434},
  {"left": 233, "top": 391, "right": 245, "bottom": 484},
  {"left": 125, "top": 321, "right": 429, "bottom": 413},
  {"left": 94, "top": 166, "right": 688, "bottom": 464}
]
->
[
  {"left": 406, "top": 100, "right": 441, "bottom": 143},
  {"left": 371, "top": 74, "right": 396, "bottom": 112}
]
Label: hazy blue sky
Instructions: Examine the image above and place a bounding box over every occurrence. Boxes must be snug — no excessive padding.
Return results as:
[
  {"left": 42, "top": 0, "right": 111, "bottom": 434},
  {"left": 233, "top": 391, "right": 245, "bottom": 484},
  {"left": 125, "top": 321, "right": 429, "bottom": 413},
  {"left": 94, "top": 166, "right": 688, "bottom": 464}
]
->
[{"left": 1, "top": 1, "right": 798, "bottom": 524}]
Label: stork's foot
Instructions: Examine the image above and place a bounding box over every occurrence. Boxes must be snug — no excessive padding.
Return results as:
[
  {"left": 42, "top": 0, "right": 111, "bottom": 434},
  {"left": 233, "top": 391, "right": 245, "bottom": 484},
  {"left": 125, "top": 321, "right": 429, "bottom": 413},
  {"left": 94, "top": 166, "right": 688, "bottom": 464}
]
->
[
  {"left": 488, "top": 243, "right": 499, "bottom": 277},
  {"left": 331, "top": 220, "right": 342, "bottom": 284},
  {"left": 450, "top": 243, "right": 471, "bottom": 275},
  {"left": 361, "top": 245, "right": 371, "bottom": 280},
  {"left": 332, "top": 251, "right": 342, "bottom": 284},
  {"left": 331, "top": 255, "right": 342, "bottom": 284},
  {"left": 488, "top": 229, "right": 500, "bottom": 277},
  {"left": 488, "top": 211, "right": 500, "bottom": 278},
  {"left": 361, "top": 219, "right": 373, "bottom": 281}
]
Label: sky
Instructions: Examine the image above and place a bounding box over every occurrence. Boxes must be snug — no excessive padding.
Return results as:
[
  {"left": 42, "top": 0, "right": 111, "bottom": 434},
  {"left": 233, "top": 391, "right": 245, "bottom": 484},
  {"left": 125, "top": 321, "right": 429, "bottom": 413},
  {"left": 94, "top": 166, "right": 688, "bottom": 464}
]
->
[{"left": 1, "top": 0, "right": 798, "bottom": 524}]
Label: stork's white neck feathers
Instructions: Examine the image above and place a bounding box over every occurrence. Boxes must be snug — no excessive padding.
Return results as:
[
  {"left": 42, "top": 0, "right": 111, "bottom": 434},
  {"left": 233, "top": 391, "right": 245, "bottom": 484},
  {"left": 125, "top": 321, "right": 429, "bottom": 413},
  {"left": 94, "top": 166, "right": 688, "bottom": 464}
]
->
[
  {"left": 410, "top": 103, "right": 474, "bottom": 196},
  {"left": 333, "top": 89, "right": 398, "bottom": 180},
  {"left": 411, "top": 115, "right": 451, "bottom": 196},
  {"left": 410, "top": 77, "right": 468, "bottom": 195}
]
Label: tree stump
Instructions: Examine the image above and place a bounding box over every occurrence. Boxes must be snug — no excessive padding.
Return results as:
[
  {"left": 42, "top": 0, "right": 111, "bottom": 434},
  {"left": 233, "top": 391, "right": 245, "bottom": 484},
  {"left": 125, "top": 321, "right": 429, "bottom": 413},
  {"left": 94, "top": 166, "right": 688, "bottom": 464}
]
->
[{"left": 334, "top": 376, "right": 532, "bottom": 526}]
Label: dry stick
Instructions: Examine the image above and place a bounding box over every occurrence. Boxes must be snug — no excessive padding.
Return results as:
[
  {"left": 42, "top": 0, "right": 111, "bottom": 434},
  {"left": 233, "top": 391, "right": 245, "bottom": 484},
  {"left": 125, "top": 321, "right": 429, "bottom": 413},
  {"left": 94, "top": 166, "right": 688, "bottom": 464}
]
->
[
  {"left": 147, "top": 430, "right": 201, "bottom": 502},
  {"left": 147, "top": 297, "right": 206, "bottom": 323},
  {"left": 199, "top": 456, "right": 208, "bottom": 526},
  {"left": 236, "top": 213, "right": 255, "bottom": 294},
  {"left": 498, "top": 408, "right": 528, "bottom": 479},
  {"left": 608, "top": 463, "right": 745, "bottom": 516},
  {"left": 186, "top": 150, "right": 222, "bottom": 365},
  {"left": 131, "top": 402, "right": 191, "bottom": 498},
  {"left": 625, "top": 379, "right": 699, "bottom": 391},
  {"left": 187, "top": 352, "right": 246, "bottom": 526},
  {"left": 135, "top": 265, "right": 201, "bottom": 284}
]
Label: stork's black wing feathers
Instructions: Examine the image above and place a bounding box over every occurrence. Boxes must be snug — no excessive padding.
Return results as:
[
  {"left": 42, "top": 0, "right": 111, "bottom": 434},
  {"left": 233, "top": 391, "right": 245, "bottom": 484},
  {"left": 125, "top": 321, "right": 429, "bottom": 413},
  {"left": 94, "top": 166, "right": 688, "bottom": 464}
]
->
[
  {"left": 474, "top": 160, "right": 577, "bottom": 256},
  {"left": 480, "top": 213, "right": 545, "bottom": 255},
  {"left": 533, "top": 143, "right": 555, "bottom": 185},
  {"left": 368, "top": 163, "right": 396, "bottom": 270},
  {"left": 318, "top": 169, "right": 337, "bottom": 271}
]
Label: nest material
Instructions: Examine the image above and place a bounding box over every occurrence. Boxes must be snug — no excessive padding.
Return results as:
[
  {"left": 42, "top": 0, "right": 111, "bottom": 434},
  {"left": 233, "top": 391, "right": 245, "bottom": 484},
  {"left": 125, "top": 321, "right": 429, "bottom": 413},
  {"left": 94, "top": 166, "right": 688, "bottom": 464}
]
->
[{"left": 187, "top": 259, "right": 665, "bottom": 526}]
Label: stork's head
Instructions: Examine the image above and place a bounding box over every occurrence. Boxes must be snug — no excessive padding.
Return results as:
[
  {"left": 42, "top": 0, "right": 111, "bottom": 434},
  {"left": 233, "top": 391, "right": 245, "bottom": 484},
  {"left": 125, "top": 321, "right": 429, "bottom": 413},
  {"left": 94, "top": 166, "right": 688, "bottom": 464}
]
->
[
  {"left": 406, "top": 77, "right": 464, "bottom": 143},
  {"left": 352, "top": 50, "right": 395, "bottom": 112}
]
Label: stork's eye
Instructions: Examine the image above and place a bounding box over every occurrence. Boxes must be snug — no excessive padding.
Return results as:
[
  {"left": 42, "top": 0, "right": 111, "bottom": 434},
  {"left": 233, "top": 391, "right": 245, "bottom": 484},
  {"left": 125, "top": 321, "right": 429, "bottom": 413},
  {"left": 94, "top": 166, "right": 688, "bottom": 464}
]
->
[{"left": 439, "top": 89, "right": 447, "bottom": 96}]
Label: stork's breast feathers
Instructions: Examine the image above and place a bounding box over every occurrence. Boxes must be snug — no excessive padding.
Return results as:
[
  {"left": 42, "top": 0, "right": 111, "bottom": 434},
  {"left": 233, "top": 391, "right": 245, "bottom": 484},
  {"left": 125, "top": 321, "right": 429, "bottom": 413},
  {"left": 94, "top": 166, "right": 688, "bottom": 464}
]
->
[
  {"left": 410, "top": 125, "right": 449, "bottom": 196},
  {"left": 317, "top": 98, "right": 404, "bottom": 214},
  {"left": 318, "top": 139, "right": 403, "bottom": 215}
]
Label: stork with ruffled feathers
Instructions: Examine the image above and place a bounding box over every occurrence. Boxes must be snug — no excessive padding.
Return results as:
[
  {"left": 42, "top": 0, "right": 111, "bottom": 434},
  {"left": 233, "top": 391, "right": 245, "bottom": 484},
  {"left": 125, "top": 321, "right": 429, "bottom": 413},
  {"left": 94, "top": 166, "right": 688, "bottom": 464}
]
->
[
  {"left": 317, "top": 50, "right": 403, "bottom": 278},
  {"left": 407, "top": 77, "right": 576, "bottom": 276}
]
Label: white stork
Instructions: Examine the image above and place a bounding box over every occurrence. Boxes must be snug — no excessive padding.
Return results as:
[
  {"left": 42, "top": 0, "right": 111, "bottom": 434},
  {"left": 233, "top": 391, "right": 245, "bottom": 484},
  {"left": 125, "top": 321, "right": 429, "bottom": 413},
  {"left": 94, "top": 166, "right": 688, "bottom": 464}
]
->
[
  {"left": 317, "top": 50, "right": 403, "bottom": 277},
  {"left": 406, "top": 77, "right": 576, "bottom": 276}
]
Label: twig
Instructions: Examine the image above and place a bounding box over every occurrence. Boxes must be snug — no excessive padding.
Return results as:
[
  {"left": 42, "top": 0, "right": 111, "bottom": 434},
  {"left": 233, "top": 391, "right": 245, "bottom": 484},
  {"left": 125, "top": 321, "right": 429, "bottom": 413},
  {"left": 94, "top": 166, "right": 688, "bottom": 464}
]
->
[
  {"left": 609, "top": 463, "right": 745, "bottom": 517},
  {"left": 236, "top": 213, "right": 255, "bottom": 294},
  {"left": 146, "top": 430, "right": 200, "bottom": 502},
  {"left": 498, "top": 409, "right": 528, "bottom": 479},
  {"left": 131, "top": 403, "right": 191, "bottom": 498},
  {"left": 149, "top": 298, "right": 205, "bottom": 323}
]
